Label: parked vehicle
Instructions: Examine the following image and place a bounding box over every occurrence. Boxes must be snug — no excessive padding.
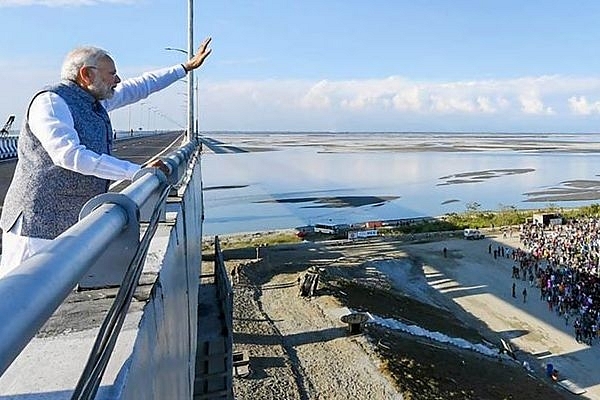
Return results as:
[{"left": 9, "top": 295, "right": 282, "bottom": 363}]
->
[{"left": 464, "top": 228, "right": 484, "bottom": 240}]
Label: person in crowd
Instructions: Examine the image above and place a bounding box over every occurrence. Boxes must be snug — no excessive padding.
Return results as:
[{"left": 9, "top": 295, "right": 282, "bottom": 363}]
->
[
  {"left": 517, "top": 218, "right": 600, "bottom": 343},
  {"left": 0, "top": 37, "right": 212, "bottom": 278}
]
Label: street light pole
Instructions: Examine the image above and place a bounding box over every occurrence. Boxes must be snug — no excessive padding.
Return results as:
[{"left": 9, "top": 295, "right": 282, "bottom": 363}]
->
[
  {"left": 187, "top": 0, "right": 194, "bottom": 143},
  {"left": 195, "top": 81, "right": 199, "bottom": 136}
]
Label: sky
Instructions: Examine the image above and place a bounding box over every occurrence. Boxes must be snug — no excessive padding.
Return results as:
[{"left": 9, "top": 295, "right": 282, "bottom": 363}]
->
[{"left": 3, "top": 1, "right": 600, "bottom": 132}]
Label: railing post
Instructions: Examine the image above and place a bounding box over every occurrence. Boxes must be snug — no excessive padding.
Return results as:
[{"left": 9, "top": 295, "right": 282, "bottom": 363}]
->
[
  {"left": 131, "top": 167, "right": 168, "bottom": 223},
  {"left": 77, "top": 193, "right": 140, "bottom": 290}
]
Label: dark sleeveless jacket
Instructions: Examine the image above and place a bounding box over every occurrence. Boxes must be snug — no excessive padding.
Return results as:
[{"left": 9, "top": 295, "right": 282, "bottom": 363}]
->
[{"left": 0, "top": 81, "right": 112, "bottom": 239}]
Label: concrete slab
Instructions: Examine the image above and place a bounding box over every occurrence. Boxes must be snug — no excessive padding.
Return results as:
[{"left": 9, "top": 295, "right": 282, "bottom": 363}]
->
[
  {"left": 0, "top": 311, "right": 141, "bottom": 398},
  {"left": 558, "top": 379, "right": 587, "bottom": 395}
]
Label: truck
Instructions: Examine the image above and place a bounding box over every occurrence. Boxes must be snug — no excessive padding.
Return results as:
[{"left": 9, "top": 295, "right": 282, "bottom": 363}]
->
[{"left": 464, "top": 228, "right": 484, "bottom": 240}]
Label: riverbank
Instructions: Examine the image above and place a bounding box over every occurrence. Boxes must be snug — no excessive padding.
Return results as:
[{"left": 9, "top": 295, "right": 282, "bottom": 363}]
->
[{"left": 216, "top": 230, "right": 584, "bottom": 399}]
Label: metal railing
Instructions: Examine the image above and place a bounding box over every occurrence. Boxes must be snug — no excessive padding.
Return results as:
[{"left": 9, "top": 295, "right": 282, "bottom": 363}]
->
[
  {"left": 0, "top": 139, "right": 200, "bottom": 377},
  {"left": 0, "top": 136, "right": 18, "bottom": 159},
  {"left": 214, "top": 236, "right": 233, "bottom": 337}
]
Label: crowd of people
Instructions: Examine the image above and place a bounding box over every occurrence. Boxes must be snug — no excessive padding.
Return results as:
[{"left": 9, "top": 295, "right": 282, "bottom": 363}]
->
[{"left": 514, "top": 218, "right": 600, "bottom": 345}]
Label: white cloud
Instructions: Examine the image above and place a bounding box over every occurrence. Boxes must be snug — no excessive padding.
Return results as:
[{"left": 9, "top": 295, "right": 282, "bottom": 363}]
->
[
  {"left": 518, "top": 90, "right": 554, "bottom": 115},
  {"left": 392, "top": 87, "right": 421, "bottom": 112},
  {"left": 6, "top": 62, "right": 600, "bottom": 132},
  {"left": 291, "top": 76, "right": 575, "bottom": 118},
  {"left": 0, "top": 0, "right": 134, "bottom": 7},
  {"left": 300, "top": 77, "right": 424, "bottom": 112},
  {"left": 429, "top": 94, "right": 477, "bottom": 113},
  {"left": 191, "top": 75, "right": 600, "bottom": 130},
  {"left": 568, "top": 96, "right": 600, "bottom": 115},
  {"left": 301, "top": 80, "right": 333, "bottom": 109},
  {"left": 476, "top": 96, "right": 496, "bottom": 113},
  {"left": 496, "top": 96, "right": 510, "bottom": 109}
]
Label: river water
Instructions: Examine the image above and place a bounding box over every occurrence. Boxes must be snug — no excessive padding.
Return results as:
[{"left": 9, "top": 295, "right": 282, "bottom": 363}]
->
[{"left": 201, "top": 132, "right": 600, "bottom": 235}]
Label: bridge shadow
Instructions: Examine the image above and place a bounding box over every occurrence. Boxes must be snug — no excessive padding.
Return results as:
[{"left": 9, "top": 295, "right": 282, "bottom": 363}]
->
[
  {"left": 500, "top": 329, "right": 530, "bottom": 339},
  {"left": 234, "top": 317, "right": 284, "bottom": 323},
  {"left": 199, "top": 137, "right": 248, "bottom": 154},
  {"left": 234, "top": 326, "right": 346, "bottom": 347},
  {"left": 234, "top": 326, "right": 349, "bottom": 387},
  {"left": 242, "top": 356, "right": 288, "bottom": 380}
]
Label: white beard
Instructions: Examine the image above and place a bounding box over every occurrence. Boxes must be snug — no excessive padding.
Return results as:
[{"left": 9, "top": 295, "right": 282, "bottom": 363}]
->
[{"left": 88, "top": 75, "right": 114, "bottom": 100}]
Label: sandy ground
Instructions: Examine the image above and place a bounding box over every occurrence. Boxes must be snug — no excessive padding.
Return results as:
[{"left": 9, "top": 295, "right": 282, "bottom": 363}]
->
[{"left": 217, "top": 230, "right": 598, "bottom": 399}]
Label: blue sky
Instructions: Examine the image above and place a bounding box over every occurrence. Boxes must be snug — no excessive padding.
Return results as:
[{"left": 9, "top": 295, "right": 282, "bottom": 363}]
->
[{"left": 3, "top": 1, "right": 600, "bottom": 132}]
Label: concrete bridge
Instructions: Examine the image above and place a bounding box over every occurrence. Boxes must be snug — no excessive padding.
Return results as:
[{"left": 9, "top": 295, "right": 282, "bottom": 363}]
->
[{"left": 0, "top": 132, "right": 233, "bottom": 399}]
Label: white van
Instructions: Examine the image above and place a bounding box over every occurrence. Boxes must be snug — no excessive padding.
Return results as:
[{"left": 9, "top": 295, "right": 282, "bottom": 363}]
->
[{"left": 464, "top": 228, "right": 484, "bottom": 240}]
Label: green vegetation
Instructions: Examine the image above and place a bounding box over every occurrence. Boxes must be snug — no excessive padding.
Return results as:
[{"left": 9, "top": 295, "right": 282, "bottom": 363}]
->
[
  {"left": 561, "top": 203, "right": 600, "bottom": 219},
  {"left": 206, "top": 230, "right": 302, "bottom": 251},
  {"left": 382, "top": 203, "right": 600, "bottom": 235},
  {"left": 444, "top": 203, "right": 527, "bottom": 230}
]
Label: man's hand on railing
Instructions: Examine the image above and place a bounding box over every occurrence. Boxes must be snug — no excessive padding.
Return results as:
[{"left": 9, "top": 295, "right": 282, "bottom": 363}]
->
[{"left": 144, "top": 159, "right": 170, "bottom": 176}]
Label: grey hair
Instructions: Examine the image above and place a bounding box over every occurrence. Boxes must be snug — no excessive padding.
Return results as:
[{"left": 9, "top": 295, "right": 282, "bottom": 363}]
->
[{"left": 60, "top": 46, "right": 111, "bottom": 81}]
